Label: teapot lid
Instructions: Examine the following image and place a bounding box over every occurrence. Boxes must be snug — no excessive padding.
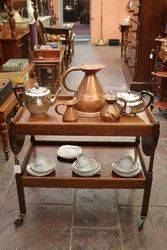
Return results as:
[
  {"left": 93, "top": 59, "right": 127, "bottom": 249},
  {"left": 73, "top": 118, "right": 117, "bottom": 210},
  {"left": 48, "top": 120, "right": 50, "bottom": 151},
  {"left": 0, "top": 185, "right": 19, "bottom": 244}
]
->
[
  {"left": 117, "top": 92, "right": 140, "bottom": 102},
  {"left": 26, "top": 84, "right": 50, "bottom": 97}
]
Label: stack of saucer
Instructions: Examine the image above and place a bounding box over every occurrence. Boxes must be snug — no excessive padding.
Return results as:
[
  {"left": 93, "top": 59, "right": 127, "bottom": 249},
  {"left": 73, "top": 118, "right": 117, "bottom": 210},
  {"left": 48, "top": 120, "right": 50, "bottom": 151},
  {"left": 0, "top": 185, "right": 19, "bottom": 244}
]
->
[
  {"left": 112, "top": 156, "right": 141, "bottom": 177},
  {"left": 26, "top": 154, "right": 56, "bottom": 176},
  {"left": 72, "top": 155, "right": 101, "bottom": 177}
]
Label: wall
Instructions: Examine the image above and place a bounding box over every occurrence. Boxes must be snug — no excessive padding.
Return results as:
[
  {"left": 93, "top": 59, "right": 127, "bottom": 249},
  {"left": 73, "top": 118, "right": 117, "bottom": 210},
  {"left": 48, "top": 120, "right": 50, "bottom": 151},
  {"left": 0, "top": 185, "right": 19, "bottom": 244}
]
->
[{"left": 53, "top": 0, "right": 129, "bottom": 43}]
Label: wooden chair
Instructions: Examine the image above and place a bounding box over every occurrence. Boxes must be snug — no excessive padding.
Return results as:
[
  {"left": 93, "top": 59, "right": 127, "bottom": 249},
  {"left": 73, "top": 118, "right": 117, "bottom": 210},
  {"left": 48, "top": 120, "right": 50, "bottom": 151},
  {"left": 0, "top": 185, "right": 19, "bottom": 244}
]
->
[
  {"left": 37, "top": 20, "right": 68, "bottom": 69},
  {"left": 43, "top": 22, "right": 75, "bottom": 66}
]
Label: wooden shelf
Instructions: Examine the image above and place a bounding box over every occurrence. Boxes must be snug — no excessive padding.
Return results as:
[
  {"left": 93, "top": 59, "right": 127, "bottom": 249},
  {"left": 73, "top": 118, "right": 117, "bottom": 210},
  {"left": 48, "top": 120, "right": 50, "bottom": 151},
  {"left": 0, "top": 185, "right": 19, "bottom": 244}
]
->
[{"left": 22, "top": 144, "right": 146, "bottom": 189}]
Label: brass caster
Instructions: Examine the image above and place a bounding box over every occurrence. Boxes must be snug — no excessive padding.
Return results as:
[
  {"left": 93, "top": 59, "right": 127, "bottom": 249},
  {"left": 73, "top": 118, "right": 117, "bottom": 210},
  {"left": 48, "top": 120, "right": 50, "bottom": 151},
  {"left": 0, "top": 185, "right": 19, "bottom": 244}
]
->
[
  {"left": 14, "top": 215, "right": 25, "bottom": 227},
  {"left": 138, "top": 217, "right": 145, "bottom": 231}
]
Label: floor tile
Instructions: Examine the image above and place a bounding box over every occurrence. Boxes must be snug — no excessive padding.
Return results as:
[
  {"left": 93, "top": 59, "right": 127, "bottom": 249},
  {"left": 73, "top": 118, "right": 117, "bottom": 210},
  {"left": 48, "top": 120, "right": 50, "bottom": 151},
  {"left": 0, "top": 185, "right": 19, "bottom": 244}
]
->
[
  {"left": 118, "top": 206, "right": 158, "bottom": 250},
  {"left": 0, "top": 171, "right": 14, "bottom": 207},
  {"left": 74, "top": 189, "right": 118, "bottom": 228},
  {"left": 71, "top": 228, "right": 121, "bottom": 250},
  {"left": 18, "top": 204, "right": 73, "bottom": 249},
  {"left": 25, "top": 187, "right": 75, "bottom": 205},
  {"left": 149, "top": 207, "right": 167, "bottom": 250},
  {"left": 0, "top": 181, "right": 25, "bottom": 250}
]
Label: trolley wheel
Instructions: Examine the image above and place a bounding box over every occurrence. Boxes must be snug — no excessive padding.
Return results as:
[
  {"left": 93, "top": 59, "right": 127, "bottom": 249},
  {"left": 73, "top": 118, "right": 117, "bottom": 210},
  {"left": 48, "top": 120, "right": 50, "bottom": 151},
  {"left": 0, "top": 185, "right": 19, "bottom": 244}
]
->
[
  {"left": 14, "top": 215, "right": 24, "bottom": 227},
  {"left": 138, "top": 217, "right": 145, "bottom": 231}
]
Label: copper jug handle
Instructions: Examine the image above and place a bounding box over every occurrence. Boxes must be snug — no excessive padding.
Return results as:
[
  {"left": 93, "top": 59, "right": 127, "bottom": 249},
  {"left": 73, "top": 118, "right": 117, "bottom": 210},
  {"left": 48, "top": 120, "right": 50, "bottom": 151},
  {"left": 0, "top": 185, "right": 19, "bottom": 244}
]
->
[
  {"left": 62, "top": 67, "right": 81, "bottom": 92},
  {"left": 117, "top": 98, "right": 127, "bottom": 116},
  {"left": 55, "top": 102, "right": 66, "bottom": 116}
]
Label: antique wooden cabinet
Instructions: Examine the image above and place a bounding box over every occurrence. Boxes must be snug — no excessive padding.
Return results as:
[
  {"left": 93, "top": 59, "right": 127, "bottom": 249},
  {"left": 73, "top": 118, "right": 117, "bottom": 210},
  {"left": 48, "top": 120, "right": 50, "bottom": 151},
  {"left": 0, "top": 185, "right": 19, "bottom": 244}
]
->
[
  {"left": 123, "top": 0, "right": 167, "bottom": 91},
  {"left": 0, "top": 26, "right": 30, "bottom": 63},
  {"left": 0, "top": 0, "right": 31, "bottom": 63}
]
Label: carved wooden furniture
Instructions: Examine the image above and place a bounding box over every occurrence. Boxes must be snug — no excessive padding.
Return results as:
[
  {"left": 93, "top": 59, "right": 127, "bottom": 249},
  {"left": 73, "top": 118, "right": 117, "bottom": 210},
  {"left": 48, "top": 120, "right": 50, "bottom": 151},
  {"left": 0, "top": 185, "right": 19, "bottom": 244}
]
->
[
  {"left": 120, "top": 22, "right": 131, "bottom": 58},
  {"left": 0, "top": 93, "right": 17, "bottom": 160},
  {"left": 0, "top": 25, "right": 30, "bottom": 63},
  {"left": 9, "top": 96, "right": 160, "bottom": 230},
  {"left": 122, "top": 0, "right": 167, "bottom": 91},
  {"left": 37, "top": 0, "right": 54, "bottom": 16},
  {"left": 150, "top": 35, "right": 167, "bottom": 110},
  {"left": 0, "top": 63, "right": 35, "bottom": 160},
  {"left": 151, "top": 71, "right": 167, "bottom": 110}
]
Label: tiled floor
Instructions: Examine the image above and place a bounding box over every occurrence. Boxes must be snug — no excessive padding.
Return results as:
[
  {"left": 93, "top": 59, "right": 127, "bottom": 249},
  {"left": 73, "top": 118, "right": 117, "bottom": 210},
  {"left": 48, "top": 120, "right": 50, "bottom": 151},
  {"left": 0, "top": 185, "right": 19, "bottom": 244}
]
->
[{"left": 0, "top": 43, "right": 167, "bottom": 250}]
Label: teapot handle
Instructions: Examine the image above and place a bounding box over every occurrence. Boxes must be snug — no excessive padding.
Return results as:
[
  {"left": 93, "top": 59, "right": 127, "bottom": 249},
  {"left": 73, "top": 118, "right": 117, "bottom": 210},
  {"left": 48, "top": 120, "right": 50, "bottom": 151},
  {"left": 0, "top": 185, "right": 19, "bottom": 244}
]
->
[
  {"left": 62, "top": 67, "right": 81, "bottom": 92},
  {"left": 138, "top": 90, "right": 154, "bottom": 113},
  {"left": 13, "top": 85, "right": 25, "bottom": 107},
  {"left": 117, "top": 98, "right": 127, "bottom": 115},
  {"left": 55, "top": 102, "right": 66, "bottom": 116}
]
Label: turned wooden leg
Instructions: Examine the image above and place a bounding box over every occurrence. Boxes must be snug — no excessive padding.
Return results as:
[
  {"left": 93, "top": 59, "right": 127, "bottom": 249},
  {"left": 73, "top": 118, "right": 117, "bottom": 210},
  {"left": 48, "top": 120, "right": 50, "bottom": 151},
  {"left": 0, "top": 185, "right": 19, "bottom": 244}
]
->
[{"left": 0, "top": 122, "right": 9, "bottom": 161}]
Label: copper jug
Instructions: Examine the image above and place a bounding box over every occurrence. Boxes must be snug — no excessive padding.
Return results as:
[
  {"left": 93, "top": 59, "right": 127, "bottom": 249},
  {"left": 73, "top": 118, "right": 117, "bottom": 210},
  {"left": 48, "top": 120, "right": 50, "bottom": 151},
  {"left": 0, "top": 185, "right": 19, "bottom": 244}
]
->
[
  {"left": 62, "top": 64, "right": 106, "bottom": 117},
  {"left": 100, "top": 95, "right": 126, "bottom": 122},
  {"left": 55, "top": 98, "right": 78, "bottom": 122}
]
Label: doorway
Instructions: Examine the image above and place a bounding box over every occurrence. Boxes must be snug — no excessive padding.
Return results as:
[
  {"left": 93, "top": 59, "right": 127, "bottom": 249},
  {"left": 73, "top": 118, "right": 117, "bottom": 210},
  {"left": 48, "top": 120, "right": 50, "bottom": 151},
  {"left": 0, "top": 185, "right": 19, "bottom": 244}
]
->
[{"left": 62, "top": 0, "right": 91, "bottom": 41}]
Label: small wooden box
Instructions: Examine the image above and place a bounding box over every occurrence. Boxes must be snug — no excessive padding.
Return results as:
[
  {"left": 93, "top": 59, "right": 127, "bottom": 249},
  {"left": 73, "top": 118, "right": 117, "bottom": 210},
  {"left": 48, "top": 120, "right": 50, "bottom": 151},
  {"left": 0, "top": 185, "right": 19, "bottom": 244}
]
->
[{"left": 34, "top": 45, "right": 61, "bottom": 58}]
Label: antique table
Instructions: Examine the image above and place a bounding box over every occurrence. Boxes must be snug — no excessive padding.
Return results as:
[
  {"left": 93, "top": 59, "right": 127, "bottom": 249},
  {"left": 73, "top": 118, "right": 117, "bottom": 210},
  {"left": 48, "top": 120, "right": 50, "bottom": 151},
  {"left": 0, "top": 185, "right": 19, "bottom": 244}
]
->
[
  {"left": 31, "top": 47, "right": 65, "bottom": 93},
  {"left": 9, "top": 96, "right": 160, "bottom": 230}
]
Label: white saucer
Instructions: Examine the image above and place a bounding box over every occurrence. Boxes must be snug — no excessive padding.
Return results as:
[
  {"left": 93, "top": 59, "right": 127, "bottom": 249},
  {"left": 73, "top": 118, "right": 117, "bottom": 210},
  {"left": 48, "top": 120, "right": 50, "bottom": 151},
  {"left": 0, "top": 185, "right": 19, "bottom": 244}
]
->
[
  {"left": 30, "top": 159, "right": 56, "bottom": 174},
  {"left": 26, "top": 164, "right": 55, "bottom": 177},
  {"left": 112, "top": 166, "right": 141, "bottom": 178},
  {"left": 57, "top": 145, "right": 82, "bottom": 159},
  {"left": 112, "top": 156, "right": 140, "bottom": 174},
  {"left": 73, "top": 161, "right": 101, "bottom": 177}
]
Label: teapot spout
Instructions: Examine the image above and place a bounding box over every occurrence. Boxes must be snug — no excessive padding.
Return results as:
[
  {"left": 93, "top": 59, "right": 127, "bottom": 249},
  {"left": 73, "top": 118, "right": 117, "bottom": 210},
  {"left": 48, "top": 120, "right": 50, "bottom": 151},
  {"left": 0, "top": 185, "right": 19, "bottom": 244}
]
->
[{"left": 50, "top": 87, "right": 61, "bottom": 106}]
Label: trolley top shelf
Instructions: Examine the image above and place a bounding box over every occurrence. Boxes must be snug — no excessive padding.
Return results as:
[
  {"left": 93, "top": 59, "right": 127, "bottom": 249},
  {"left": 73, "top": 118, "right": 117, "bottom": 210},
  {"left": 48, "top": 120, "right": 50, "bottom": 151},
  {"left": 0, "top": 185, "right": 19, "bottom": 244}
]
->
[{"left": 11, "top": 96, "right": 159, "bottom": 137}]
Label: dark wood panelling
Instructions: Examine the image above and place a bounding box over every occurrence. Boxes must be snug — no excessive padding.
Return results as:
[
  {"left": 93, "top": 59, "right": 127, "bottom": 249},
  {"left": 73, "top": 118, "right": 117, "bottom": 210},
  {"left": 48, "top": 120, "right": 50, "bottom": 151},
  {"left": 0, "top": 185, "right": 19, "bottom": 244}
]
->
[{"left": 123, "top": 0, "right": 167, "bottom": 90}]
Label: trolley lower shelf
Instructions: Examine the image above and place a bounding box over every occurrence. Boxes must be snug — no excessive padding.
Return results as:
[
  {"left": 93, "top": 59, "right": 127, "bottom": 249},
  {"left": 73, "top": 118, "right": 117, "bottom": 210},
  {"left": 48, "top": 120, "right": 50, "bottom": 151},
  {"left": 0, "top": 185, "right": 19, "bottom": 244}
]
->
[{"left": 21, "top": 142, "right": 146, "bottom": 189}]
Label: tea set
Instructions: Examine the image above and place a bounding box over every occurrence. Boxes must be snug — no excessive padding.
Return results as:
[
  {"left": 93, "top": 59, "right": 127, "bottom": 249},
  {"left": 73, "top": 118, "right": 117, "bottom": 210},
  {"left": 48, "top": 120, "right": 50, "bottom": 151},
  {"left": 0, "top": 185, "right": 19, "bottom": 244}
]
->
[
  {"left": 26, "top": 145, "right": 141, "bottom": 178},
  {"left": 13, "top": 64, "right": 154, "bottom": 122}
]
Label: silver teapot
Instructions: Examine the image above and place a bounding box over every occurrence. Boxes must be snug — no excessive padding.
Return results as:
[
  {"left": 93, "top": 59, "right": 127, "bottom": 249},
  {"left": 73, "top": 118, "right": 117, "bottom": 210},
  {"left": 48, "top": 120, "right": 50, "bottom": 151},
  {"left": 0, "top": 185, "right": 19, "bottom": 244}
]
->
[
  {"left": 14, "top": 84, "right": 61, "bottom": 115},
  {"left": 117, "top": 90, "right": 154, "bottom": 115}
]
